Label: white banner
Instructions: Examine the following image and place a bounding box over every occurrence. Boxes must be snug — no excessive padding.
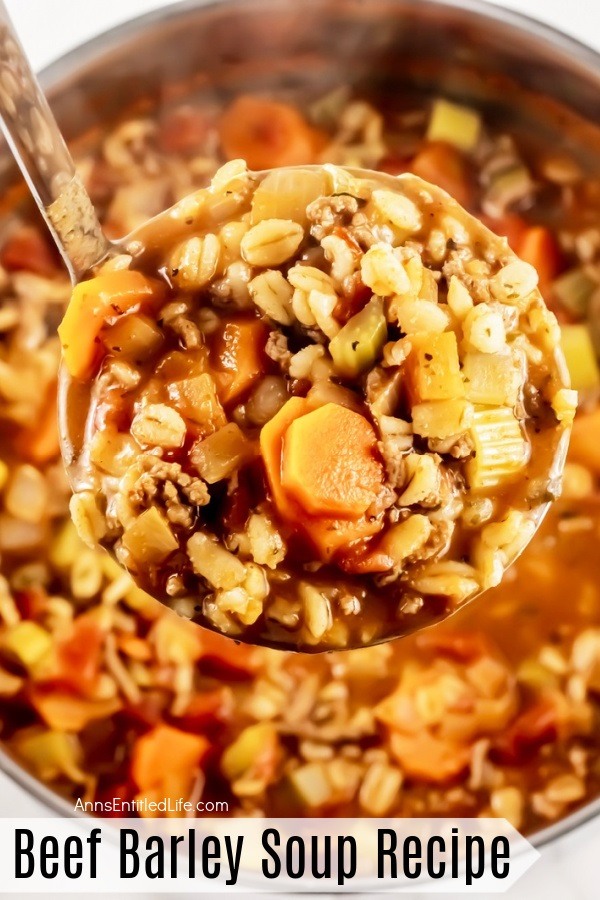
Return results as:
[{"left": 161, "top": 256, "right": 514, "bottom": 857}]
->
[{"left": 0, "top": 817, "right": 539, "bottom": 893}]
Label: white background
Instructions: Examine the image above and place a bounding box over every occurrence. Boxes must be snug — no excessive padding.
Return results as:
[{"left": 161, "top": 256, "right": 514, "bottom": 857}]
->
[{"left": 1, "top": 1, "right": 600, "bottom": 898}]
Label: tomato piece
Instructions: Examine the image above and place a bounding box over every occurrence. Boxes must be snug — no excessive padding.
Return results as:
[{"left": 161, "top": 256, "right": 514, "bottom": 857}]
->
[{"left": 1, "top": 226, "right": 59, "bottom": 276}]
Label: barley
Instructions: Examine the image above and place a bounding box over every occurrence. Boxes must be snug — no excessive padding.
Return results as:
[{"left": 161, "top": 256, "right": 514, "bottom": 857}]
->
[
  {"left": 69, "top": 491, "right": 107, "bottom": 548},
  {"left": 307, "top": 289, "right": 340, "bottom": 339},
  {"left": 170, "top": 233, "right": 221, "bottom": 289},
  {"left": 552, "top": 388, "right": 578, "bottom": 425},
  {"left": 70, "top": 549, "right": 104, "bottom": 599},
  {"left": 447, "top": 275, "right": 474, "bottom": 318},
  {"left": 490, "top": 260, "right": 538, "bottom": 304},
  {"left": 359, "top": 761, "right": 403, "bottom": 815},
  {"left": 241, "top": 219, "right": 304, "bottom": 267},
  {"left": 131, "top": 403, "right": 186, "bottom": 448},
  {"left": 247, "top": 513, "right": 286, "bottom": 568},
  {"left": 463, "top": 303, "right": 506, "bottom": 353},
  {"left": 360, "top": 242, "right": 411, "bottom": 296},
  {"left": 287, "top": 264, "right": 335, "bottom": 295},
  {"left": 371, "top": 189, "right": 422, "bottom": 233},
  {"left": 5, "top": 464, "right": 48, "bottom": 524},
  {"left": 248, "top": 270, "right": 294, "bottom": 325},
  {"left": 187, "top": 531, "right": 246, "bottom": 590},
  {"left": 321, "top": 233, "right": 356, "bottom": 283},
  {"left": 300, "top": 583, "right": 332, "bottom": 640}
]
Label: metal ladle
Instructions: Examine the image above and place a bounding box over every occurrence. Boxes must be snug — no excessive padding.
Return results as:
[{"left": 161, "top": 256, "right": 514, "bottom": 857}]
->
[{"left": 0, "top": 1, "right": 572, "bottom": 652}]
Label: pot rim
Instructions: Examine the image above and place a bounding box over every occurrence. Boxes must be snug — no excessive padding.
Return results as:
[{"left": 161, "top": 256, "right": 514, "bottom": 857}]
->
[{"left": 3, "top": 0, "right": 600, "bottom": 847}]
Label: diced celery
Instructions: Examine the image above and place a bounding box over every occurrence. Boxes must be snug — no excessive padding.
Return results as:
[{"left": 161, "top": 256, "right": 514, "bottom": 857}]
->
[
  {"left": 14, "top": 730, "right": 86, "bottom": 783},
  {"left": 2, "top": 621, "right": 52, "bottom": 668},
  {"left": 221, "top": 723, "right": 277, "bottom": 781},
  {"left": 560, "top": 323, "right": 600, "bottom": 390},
  {"left": 426, "top": 99, "right": 481, "bottom": 152},
  {"left": 329, "top": 297, "right": 387, "bottom": 377},
  {"left": 466, "top": 407, "right": 529, "bottom": 489},
  {"left": 553, "top": 267, "right": 598, "bottom": 317},
  {"left": 462, "top": 352, "right": 521, "bottom": 406},
  {"left": 122, "top": 507, "right": 179, "bottom": 565}
]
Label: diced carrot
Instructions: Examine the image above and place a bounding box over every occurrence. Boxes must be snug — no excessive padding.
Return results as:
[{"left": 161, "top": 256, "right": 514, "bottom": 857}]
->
[
  {"left": 404, "top": 331, "right": 464, "bottom": 404},
  {"left": 410, "top": 142, "right": 472, "bottom": 208},
  {"left": 212, "top": 317, "right": 267, "bottom": 404},
  {"left": 485, "top": 213, "right": 528, "bottom": 250},
  {"left": 389, "top": 731, "right": 471, "bottom": 784},
  {"left": 157, "top": 106, "right": 210, "bottom": 155},
  {"left": 0, "top": 225, "right": 58, "bottom": 276},
  {"left": 30, "top": 688, "right": 122, "bottom": 732},
  {"left": 260, "top": 397, "right": 383, "bottom": 560},
  {"left": 131, "top": 724, "right": 209, "bottom": 792},
  {"left": 569, "top": 407, "right": 600, "bottom": 474},
  {"left": 58, "top": 270, "right": 166, "bottom": 379},
  {"left": 336, "top": 538, "right": 394, "bottom": 574},
  {"left": 198, "top": 628, "right": 260, "bottom": 680},
  {"left": 491, "top": 698, "right": 558, "bottom": 765},
  {"left": 517, "top": 225, "right": 564, "bottom": 296},
  {"left": 218, "top": 96, "right": 323, "bottom": 170},
  {"left": 14, "top": 381, "right": 60, "bottom": 464},
  {"left": 281, "top": 402, "right": 383, "bottom": 518},
  {"left": 415, "top": 631, "right": 493, "bottom": 664},
  {"left": 56, "top": 613, "right": 106, "bottom": 693}
]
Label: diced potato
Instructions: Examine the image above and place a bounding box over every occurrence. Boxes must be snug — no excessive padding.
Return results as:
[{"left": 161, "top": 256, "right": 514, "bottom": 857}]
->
[
  {"left": 466, "top": 407, "right": 529, "bottom": 489},
  {"left": 287, "top": 762, "right": 333, "bottom": 808},
  {"left": 187, "top": 532, "right": 246, "bottom": 589},
  {"left": 122, "top": 508, "right": 179, "bottom": 565},
  {"left": 102, "top": 313, "right": 164, "bottom": 361},
  {"left": 404, "top": 331, "right": 464, "bottom": 402},
  {"left": 412, "top": 398, "right": 473, "bottom": 438},
  {"left": 90, "top": 429, "right": 139, "bottom": 477},
  {"left": 560, "top": 323, "right": 600, "bottom": 391},
  {"left": 13, "top": 730, "right": 86, "bottom": 783},
  {"left": 251, "top": 168, "right": 330, "bottom": 226},
  {"left": 462, "top": 352, "right": 521, "bottom": 406},
  {"left": 169, "top": 373, "right": 227, "bottom": 432},
  {"left": 329, "top": 297, "right": 387, "bottom": 377},
  {"left": 191, "top": 423, "right": 253, "bottom": 483},
  {"left": 426, "top": 99, "right": 481, "bottom": 153}
]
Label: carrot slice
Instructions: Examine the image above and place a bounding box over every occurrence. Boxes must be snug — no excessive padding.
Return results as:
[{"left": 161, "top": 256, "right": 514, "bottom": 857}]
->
[
  {"left": 1, "top": 225, "right": 58, "bottom": 276},
  {"left": 410, "top": 142, "right": 472, "bottom": 208},
  {"left": 218, "top": 96, "right": 322, "bottom": 170},
  {"left": 260, "top": 397, "right": 383, "bottom": 560},
  {"left": 131, "top": 724, "right": 209, "bottom": 792},
  {"left": 14, "top": 381, "right": 60, "bottom": 464},
  {"left": 517, "top": 225, "right": 564, "bottom": 296},
  {"left": 212, "top": 317, "right": 267, "bottom": 404},
  {"left": 281, "top": 402, "right": 383, "bottom": 518},
  {"left": 569, "top": 407, "right": 600, "bottom": 475},
  {"left": 389, "top": 731, "right": 471, "bottom": 784},
  {"left": 58, "top": 270, "right": 165, "bottom": 379}
]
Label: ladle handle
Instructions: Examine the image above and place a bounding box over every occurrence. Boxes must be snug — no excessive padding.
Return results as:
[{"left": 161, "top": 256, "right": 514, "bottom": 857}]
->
[{"left": 0, "top": 1, "right": 110, "bottom": 281}]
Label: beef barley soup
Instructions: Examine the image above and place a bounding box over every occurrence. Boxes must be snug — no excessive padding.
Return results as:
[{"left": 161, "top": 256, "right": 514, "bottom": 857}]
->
[{"left": 0, "top": 86, "right": 598, "bottom": 832}]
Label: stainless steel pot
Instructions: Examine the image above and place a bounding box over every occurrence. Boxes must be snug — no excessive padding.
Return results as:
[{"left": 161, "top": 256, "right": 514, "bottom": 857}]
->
[{"left": 1, "top": 0, "right": 600, "bottom": 844}]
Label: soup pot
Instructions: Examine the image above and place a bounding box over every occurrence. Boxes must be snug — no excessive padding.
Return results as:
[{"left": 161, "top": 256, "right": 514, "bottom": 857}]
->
[{"left": 1, "top": 0, "right": 600, "bottom": 851}]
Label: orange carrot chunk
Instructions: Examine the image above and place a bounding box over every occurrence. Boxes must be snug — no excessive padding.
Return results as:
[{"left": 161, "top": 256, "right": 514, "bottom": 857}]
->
[
  {"left": 58, "top": 270, "right": 165, "bottom": 379},
  {"left": 260, "top": 398, "right": 384, "bottom": 560},
  {"left": 131, "top": 724, "right": 209, "bottom": 792},
  {"left": 212, "top": 318, "right": 267, "bottom": 404},
  {"left": 218, "top": 96, "right": 322, "bottom": 170},
  {"left": 281, "top": 402, "right": 383, "bottom": 518},
  {"left": 517, "top": 225, "right": 563, "bottom": 296},
  {"left": 411, "top": 142, "right": 472, "bottom": 208},
  {"left": 569, "top": 407, "right": 600, "bottom": 475}
]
